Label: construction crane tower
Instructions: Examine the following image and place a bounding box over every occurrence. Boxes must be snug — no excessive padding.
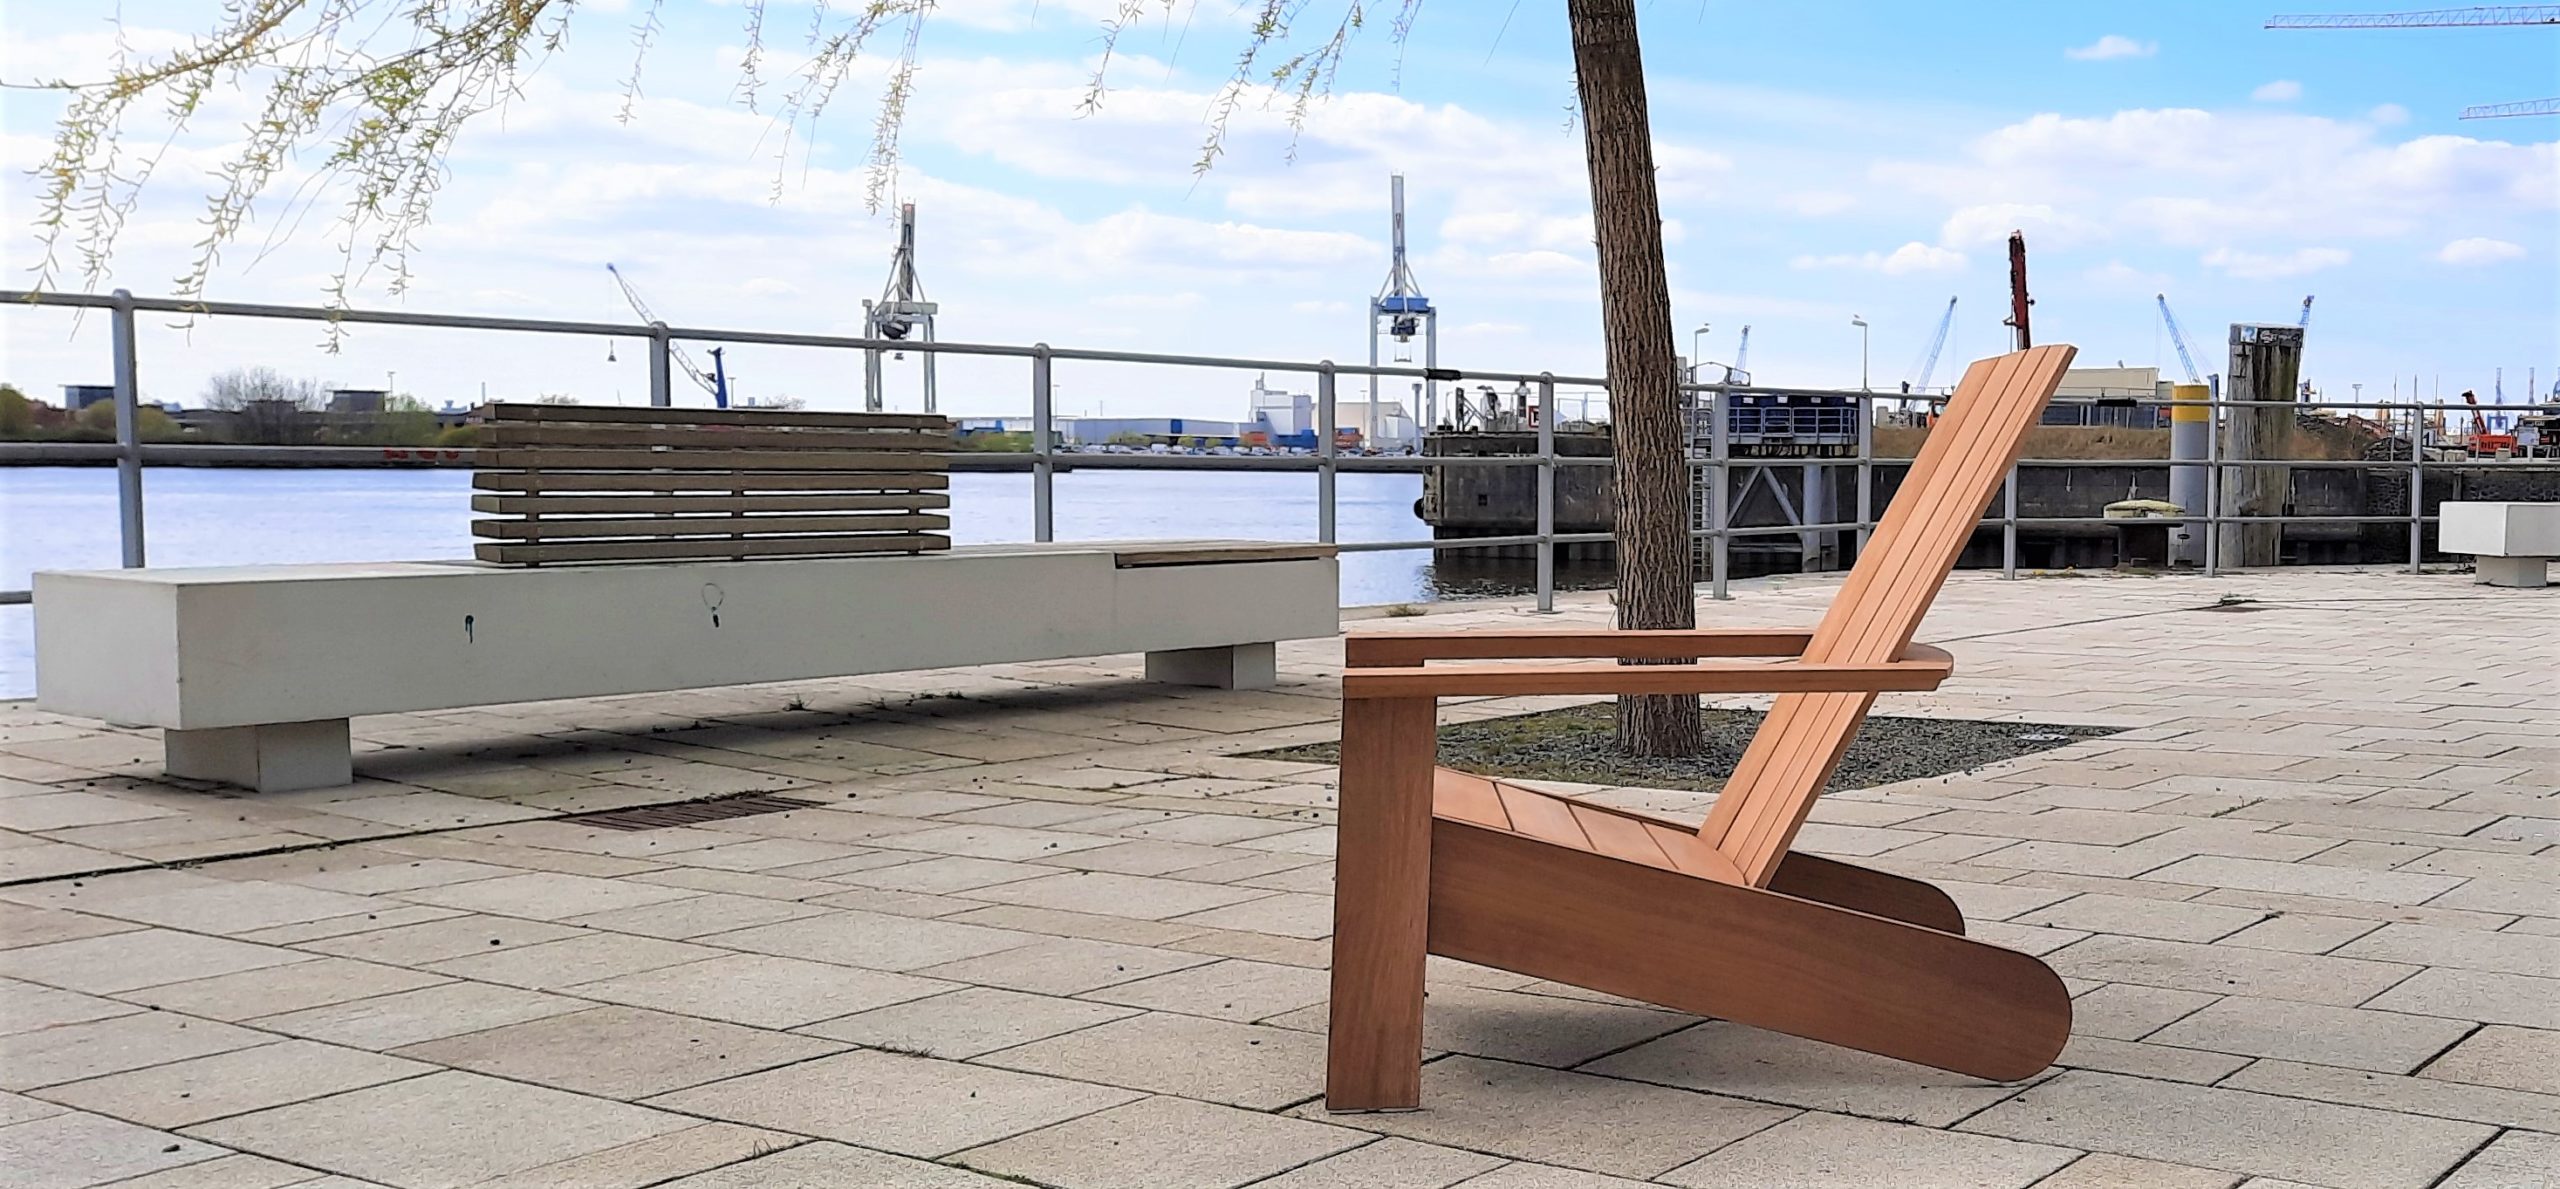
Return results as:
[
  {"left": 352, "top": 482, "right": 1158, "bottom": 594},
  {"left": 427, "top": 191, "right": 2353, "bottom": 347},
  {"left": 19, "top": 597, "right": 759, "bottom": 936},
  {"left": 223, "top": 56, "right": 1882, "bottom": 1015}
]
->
[
  {"left": 1903, "top": 296, "right": 1959, "bottom": 396},
  {"left": 606, "top": 263, "right": 731, "bottom": 408},
  {"left": 2268, "top": 8, "right": 2557, "bottom": 118},
  {"left": 2156, "top": 294, "right": 2206, "bottom": 386}
]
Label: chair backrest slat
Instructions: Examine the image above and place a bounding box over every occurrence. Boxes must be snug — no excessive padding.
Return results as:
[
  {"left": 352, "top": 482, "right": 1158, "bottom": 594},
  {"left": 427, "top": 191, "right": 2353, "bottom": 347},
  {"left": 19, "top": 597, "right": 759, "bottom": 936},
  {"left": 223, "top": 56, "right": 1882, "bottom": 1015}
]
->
[{"left": 1698, "top": 345, "right": 2076, "bottom": 885}]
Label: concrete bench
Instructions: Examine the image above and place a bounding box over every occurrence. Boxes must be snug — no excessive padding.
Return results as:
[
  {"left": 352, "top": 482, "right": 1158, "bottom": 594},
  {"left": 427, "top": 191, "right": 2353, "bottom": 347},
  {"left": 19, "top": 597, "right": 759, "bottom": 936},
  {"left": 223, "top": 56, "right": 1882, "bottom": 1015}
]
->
[
  {"left": 33, "top": 540, "right": 1338, "bottom": 792},
  {"left": 2440, "top": 502, "right": 2560, "bottom": 588}
]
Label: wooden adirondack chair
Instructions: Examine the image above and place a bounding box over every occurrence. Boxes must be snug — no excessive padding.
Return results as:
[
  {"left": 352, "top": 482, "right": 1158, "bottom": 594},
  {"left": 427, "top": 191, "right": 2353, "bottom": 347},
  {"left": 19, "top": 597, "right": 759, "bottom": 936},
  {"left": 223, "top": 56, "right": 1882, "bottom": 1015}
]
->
[{"left": 1326, "top": 344, "right": 2080, "bottom": 1111}]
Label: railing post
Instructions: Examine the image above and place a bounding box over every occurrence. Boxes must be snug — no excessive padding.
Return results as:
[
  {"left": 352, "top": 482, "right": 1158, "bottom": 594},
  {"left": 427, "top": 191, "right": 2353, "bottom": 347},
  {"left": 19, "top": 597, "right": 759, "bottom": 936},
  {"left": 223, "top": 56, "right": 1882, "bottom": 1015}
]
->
[
  {"left": 1535, "top": 374, "right": 1556, "bottom": 613},
  {"left": 1031, "top": 344, "right": 1055, "bottom": 543},
  {"left": 110, "top": 289, "right": 145, "bottom": 567},
  {"left": 1855, "top": 394, "right": 1874, "bottom": 553},
  {"left": 2408, "top": 405, "right": 2425, "bottom": 573},
  {"left": 2002, "top": 463, "right": 2019, "bottom": 580},
  {"left": 1317, "top": 364, "right": 1338, "bottom": 545},
  {"left": 1709, "top": 386, "right": 1730, "bottom": 601},
  {"left": 2203, "top": 394, "right": 2222, "bottom": 578},
  {"left": 647, "top": 321, "right": 672, "bottom": 408}
]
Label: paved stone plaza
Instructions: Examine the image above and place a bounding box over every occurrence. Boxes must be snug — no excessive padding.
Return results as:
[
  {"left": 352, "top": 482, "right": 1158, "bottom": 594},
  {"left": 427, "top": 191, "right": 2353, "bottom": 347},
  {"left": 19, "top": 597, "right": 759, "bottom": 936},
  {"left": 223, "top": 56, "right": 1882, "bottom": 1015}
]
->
[{"left": 1, "top": 566, "right": 2552, "bottom": 1189}]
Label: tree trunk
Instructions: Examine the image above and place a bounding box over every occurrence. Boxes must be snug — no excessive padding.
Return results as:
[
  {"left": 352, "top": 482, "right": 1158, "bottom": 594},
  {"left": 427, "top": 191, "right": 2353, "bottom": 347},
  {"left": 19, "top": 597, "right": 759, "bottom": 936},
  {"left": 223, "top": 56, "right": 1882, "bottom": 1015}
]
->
[{"left": 1567, "top": 0, "right": 1703, "bottom": 757}]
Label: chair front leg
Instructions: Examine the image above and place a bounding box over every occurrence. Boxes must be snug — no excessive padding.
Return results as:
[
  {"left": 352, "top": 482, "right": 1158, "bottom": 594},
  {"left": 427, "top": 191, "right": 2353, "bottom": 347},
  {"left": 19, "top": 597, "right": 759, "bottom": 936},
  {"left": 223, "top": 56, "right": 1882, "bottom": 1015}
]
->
[{"left": 1325, "top": 694, "right": 1437, "bottom": 1111}]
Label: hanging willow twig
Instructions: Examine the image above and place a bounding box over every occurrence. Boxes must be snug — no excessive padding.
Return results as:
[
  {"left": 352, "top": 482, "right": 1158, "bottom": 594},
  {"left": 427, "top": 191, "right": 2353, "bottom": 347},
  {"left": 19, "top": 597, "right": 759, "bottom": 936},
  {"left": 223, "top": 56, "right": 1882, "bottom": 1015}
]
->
[{"left": 12, "top": 0, "right": 1423, "bottom": 331}]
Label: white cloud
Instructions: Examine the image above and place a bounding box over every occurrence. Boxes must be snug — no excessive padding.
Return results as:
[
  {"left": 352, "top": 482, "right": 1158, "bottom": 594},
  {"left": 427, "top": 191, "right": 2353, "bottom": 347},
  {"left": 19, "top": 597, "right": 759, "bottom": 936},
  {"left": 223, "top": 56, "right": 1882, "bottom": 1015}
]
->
[
  {"left": 1876, "top": 108, "right": 2560, "bottom": 259},
  {"left": 2202, "top": 246, "right": 2350, "bottom": 279},
  {"left": 2435, "top": 236, "right": 2526, "bottom": 265},
  {"left": 2370, "top": 103, "right": 2412, "bottom": 126},
  {"left": 2084, "top": 260, "right": 2172, "bottom": 291},
  {"left": 2252, "top": 80, "right": 2303, "bottom": 103},
  {"left": 2065, "top": 35, "right": 2157, "bottom": 61},
  {"left": 1791, "top": 242, "right": 1967, "bottom": 275}
]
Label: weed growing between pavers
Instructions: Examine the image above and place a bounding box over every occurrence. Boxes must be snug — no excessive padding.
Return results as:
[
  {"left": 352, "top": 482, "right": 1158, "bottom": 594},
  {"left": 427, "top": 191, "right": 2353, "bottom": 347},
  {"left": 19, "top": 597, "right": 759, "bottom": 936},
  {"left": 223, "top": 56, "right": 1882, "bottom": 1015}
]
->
[{"left": 1250, "top": 705, "right": 2118, "bottom": 794}]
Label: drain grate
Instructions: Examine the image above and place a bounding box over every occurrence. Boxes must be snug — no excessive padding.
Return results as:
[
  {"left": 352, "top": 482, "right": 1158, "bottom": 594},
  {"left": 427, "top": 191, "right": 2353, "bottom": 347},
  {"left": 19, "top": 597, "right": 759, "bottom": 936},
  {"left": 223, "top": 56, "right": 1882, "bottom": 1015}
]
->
[{"left": 569, "top": 792, "right": 824, "bottom": 831}]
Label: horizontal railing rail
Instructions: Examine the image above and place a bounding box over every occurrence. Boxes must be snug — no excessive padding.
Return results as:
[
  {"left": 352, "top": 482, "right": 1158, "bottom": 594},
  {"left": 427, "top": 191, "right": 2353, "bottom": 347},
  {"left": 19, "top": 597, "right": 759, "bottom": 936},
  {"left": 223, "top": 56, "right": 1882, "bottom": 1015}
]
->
[{"left": 4, "top": 288, "right": 2548, "bottom": 609}]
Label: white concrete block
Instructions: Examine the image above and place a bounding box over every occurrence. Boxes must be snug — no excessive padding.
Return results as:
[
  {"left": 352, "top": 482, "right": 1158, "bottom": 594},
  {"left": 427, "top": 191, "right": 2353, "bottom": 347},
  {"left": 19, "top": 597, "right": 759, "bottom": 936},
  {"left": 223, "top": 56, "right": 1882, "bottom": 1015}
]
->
[
  {"left": 1145, "top": 643, "right": 1279, "bottom": 690},
  {"left": 2474, "top": 556, "right": 2548, "bottom": 588},
  {"left": 165, "top": 720, "right": 354, "bottom": 793},
  {"left": 2440, "top": 502, "right": 2560, "bottom": 560}
]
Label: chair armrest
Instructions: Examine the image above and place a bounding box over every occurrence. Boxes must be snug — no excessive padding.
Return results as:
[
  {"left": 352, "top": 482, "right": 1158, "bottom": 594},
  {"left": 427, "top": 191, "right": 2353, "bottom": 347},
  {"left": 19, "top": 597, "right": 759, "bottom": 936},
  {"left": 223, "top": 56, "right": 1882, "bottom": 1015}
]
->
[
  {"left": 1341, "top": 643, "right": 1952, "bottom": 699},
  {"left": 1345, "top": 628, "right": 1814, "bottom": 667}
]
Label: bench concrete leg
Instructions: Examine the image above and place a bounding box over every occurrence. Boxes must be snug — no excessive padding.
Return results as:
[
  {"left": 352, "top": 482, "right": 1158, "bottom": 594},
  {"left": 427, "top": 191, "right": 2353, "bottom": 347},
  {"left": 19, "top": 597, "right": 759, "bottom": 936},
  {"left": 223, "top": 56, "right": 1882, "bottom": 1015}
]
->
[
  {"left": 165, "top": 719, "right": 353, "bottom": 793},
  {"left": 1145, "top": 642, "right": 1278, "bottom": 690},
  {"left": 2475, "top": 557, "right": 2549, "bottom": 588}
]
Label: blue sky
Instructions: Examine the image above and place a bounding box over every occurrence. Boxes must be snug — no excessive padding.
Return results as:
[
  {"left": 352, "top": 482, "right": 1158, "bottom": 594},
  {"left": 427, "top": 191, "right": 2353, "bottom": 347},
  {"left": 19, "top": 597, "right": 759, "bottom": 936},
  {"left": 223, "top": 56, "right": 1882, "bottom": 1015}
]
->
[{"left": 2, "top": 0, "right": 2554, "bottom": 417}]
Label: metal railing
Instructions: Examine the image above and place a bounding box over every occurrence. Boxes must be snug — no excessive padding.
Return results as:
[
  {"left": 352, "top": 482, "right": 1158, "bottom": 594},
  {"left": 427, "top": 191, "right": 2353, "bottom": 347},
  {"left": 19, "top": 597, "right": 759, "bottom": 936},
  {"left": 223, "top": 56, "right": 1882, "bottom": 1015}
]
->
[{"left": 3, "top": 288, "right": 2549, "bottom": 610}]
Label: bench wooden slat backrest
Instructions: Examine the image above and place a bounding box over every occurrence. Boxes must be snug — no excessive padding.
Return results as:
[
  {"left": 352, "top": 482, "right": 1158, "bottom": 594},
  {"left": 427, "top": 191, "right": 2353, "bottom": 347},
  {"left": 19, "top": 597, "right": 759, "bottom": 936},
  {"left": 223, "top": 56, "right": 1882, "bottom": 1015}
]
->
[
  {"left": 471, "top": 404, "right": 955, "bottom": 565},
  {"left": 1698, "top": 345, "right": 2077, "bottom": 885}
]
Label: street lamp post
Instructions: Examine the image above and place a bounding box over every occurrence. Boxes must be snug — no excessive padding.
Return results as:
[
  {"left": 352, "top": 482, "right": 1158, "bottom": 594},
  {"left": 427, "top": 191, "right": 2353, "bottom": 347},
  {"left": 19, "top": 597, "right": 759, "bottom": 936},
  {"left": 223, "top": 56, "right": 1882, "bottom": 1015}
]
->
[
  {"left": 1850, "top": 316, "right": 1870, "bottom": 391},
  {"left": 1690, "top": 324, "right": 1710, "bottom": 383}
]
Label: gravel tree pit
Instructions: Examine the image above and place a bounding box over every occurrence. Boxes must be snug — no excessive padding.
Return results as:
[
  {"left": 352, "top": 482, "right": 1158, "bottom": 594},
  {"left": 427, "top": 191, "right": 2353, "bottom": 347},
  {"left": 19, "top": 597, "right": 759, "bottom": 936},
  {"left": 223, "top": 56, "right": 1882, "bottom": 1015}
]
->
[{"left": 1250, "top": 705, "right": 2118, "bottom": 795}]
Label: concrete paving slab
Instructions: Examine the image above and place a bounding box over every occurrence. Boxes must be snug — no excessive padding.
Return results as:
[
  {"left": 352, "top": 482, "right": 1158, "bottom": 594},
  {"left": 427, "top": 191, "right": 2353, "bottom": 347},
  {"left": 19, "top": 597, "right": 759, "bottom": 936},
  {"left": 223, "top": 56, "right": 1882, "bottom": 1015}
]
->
[
  {"left": 955, "top": 1095, "right": 1367, "bottom": 1189},
  {"left": 2423, "top": 1025, "right": 2560, "bottom": 1095},
  {"left": 394, "top": 1005, "right": 845, "bottom": 1098},
  {"left": 798, "top": 985, "right": 1133, "bottom": 1058},
  {"left": 915, "top": 935, "right": 1216, "bottom": 996},
  {"left": 247, "top": 981, "right": 584, "bottom": 1050},
  {"left": 1583, "top": 1021, "right": 2035, "bottom": 1127},
  {"left": 0, "top": 930, "right": 310, "bottom": 995},
  {"left": 0, "top": 977, "right": 142, "bottom": 1034},
  {"left": 34, "top": 1039, "right": 431, "bottom": 1128},
  {"left": 186, "top": 1069, "right": 694, "bottom": 1187},
  {"left": 115, "top": 958, "right": 449, "bottom": 1022},
  {"left": 1660, "top": 1110, "right": 2076, "bottom": 1189},
  {"left": 1287, "top": 1055, "right": 1793, "bottom": 1179},
  {"left": 1242, "top": 1137, "right": 1503, "bottom": 1189},
  {"left": 468, "top": 1121, "right": 799, "bottom": 1189},
  {"left": 2146, "top": 996, "right": 2474, "bottom": 1073},
  {"left": 703, "top": 908, "right": 1037, "bottom": 972},
  {"left": 981, "top": 1010, "right": 1328, "bottom": 1110},
  {"left": 2, "top": 1012, "right": 270, "bottom": 1092},
  {"left": 653, "top": 1140, "right": 1023, "bottom": 1188},
  {"left": 1085, "top": 958, "right": 1332, "bottom": 1023},
  {"left": 0, "top": 1109, "right": 229, "bottom": 1189},
  {"left": 1959, "top": 1070, "right": 2491, "bottom": 1189},
  {"left": 647, "top": 1048, "right": 1140, "bottom": 1158},
  {"left": 570, "top": 951, "right": 952, "bottom": 1029},
  {"left": 422, "top": 931, "right": 721, "bottom": 990}
]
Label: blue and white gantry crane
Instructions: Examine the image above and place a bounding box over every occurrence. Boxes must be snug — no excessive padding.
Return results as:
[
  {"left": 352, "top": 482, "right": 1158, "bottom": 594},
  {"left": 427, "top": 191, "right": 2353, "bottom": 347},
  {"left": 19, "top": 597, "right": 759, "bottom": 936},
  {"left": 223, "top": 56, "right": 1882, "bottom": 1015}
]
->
[{"left": 1368, "top": 175, "right": 1435, "bottom": 447}]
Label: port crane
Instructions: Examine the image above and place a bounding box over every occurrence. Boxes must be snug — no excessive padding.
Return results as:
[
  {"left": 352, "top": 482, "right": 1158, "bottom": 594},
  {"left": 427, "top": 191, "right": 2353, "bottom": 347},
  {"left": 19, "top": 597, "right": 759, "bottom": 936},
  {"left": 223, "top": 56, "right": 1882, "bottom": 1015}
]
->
[
  {"left": 1368, "top": 175, "right": 1436, "bottom": 443},
  {"left": 1903, "top": 297, "right": 1958, "bottom": 396},
  {"left": 863, "top": 202, "right": 940, "bottom": 414},
  {"left": 607, "top": 263, "right": 731, "bottom": 408},
  {"left": 2298, "top": 294, "right": 2315, "bottom": 328},
  {"left": 2155, "top": 294, "right": 2206, "bottom": 386},
  {"left": 1732, "top": 325, "right": 1751, "bottom": 385}
]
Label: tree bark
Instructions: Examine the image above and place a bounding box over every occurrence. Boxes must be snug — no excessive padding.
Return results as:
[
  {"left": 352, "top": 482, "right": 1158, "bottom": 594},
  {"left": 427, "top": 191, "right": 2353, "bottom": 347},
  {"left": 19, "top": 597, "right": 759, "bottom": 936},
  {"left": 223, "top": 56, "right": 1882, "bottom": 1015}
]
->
[{"left": 1567, "top": 0, "right": 1703, "bottom": 757}]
